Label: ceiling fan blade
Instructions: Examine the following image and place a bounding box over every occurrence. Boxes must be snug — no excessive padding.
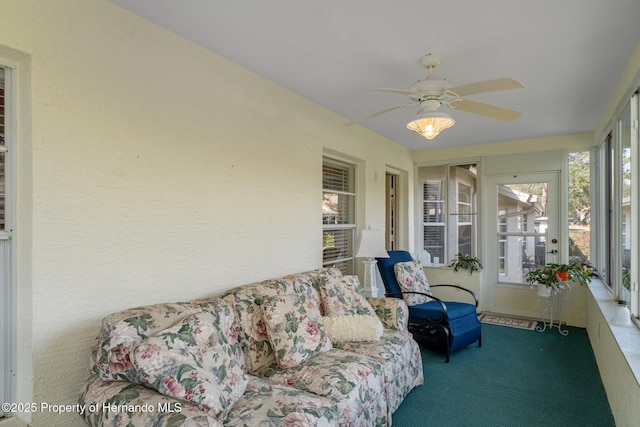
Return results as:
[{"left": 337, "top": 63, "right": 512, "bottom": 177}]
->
[
  {"left": 450, "top": 99, "right": 521, "bottom": 122},
  {"left": 345, "top": 102, "right": 416, "bottom": 125},
  {"left": 373, "top": 88, "right": 424, "bottom": 97},
  {"left": 448, "top": 77, "right": 524, "bottom": 97}
]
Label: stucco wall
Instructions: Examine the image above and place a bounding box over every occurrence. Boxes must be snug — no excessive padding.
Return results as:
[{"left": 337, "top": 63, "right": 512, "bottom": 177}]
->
[
  {"left": 587, "top": 283, "right": 640, "bottom": 427},
  {"left": 0, "top": 1, "right": 413, "bottom": 425}
]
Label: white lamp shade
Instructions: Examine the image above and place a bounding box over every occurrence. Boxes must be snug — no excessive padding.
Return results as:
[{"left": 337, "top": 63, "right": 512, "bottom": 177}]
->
[{"left": 355, "top": 229, "right": 389, "bottom": 258}]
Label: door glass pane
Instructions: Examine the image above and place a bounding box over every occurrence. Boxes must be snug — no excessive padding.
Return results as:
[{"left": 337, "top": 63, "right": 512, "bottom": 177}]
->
[{"left": 497, "top": 182, "right": 548, "bottom": 284}]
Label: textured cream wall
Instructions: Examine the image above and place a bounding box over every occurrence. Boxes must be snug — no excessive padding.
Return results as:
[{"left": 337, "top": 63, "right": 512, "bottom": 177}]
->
[
  {"left": 587, "top": 285, "right": 640, "bottom": 427},
  {"left": 0, "top": 1, "right": 413, "bottom": 425}
]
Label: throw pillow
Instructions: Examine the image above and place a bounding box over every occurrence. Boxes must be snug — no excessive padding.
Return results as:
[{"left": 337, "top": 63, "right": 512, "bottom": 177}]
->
[
  {"left": 131, "top": 311, "right": 248, "bottom": 419},
  {"left": 322, "top": 315, "right": 383, "bottom": 343},
  {"left": 318, "top": 275, "right": 377, "bottom": 317},
  {"left": 261, "top": 293, "right": 332, "bottom": 369},
  {"left": 394, "top": 260, "right": 434, "bottom": 306},
  {"left": 93, "top": 301, "right": 220, "bottom": 381}
]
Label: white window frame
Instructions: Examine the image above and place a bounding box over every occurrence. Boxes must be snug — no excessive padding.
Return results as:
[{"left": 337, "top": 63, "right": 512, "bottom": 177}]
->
[
  {"left": 322, "top": 156, "right": 357, "bottom": 275},
  {"left": 0, "top": 60, "right": 15, "bottom": 419},
  {"left": 457, "top": 182, "right": 473, "bottom": 255},
  {"left": 422, "top": 179, "right": 446, "bottom": 261},
  {"left": 419, "top": 163, "right": 479, "bottom": 264},
  {"left": 630, "top": 93, "right": 639, "bottom": 318},
  {"left": 594, "top": 91, "right": 639, "bottom": 321}
]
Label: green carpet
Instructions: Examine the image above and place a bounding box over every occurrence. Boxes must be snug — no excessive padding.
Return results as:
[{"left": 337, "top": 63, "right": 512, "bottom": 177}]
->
[{"left": 392, "top": 324, "right": 615, "bottom": 427}]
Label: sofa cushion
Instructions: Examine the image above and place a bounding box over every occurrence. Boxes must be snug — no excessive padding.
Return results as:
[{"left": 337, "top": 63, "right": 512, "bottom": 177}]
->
[
  {"left": 261, "top": 293, "right": 332, "bottom": 369},
  {"left": 322, "top": 315, "right": 383, "bottom": 343},
  {"left": 394, "top": 260, "right": 434, "bottom": 306},
  {"left": 92, "top": 300, "right": 229, "bottom": 381},
  {"left": 221, "top": 280, "right": 294, "bottom": 374},
  {"left": 318, "top": 275, "right": 377, "bottom": 317},
  {"left": 258, "top": 348, "right": 388, "bottom": 426},
  {"left": 334, "top": 329, "right": 424, "bottom": 416},
  {"left": 221, "top": 268, "right": 342, "bottom": 374},
  {"left": 131, "top": 311, "right": 248, "bottom": 419},
  {"left": 225, "top": 375, "right": 338, "bottom": 427}
]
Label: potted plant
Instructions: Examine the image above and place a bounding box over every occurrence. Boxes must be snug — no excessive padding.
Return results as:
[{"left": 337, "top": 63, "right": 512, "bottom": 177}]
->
[
  {"left": 525, "top": 262, "right": 592, "bottom": 296},
  {"left": 565, "top": 261, "right": 593, "bottom": 286},
  {"left": 525, "top": 265, "right": 559, "bottom": 296},
  {"left": 449, "top": 253, "right": 483, "bottom": 275},
  {"left": 549, "top": 263, "right": 569, "bottom": 281}
]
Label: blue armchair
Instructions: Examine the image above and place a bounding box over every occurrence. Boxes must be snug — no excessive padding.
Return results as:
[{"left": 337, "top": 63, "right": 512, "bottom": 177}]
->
[{"left": 377, "top": 250, "right": 482, "bottom": 362}]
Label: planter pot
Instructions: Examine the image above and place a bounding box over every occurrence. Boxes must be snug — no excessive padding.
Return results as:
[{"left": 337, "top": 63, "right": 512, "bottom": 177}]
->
[
  {"left": 537, "top": 283, "right": 552, "bottom": 297},
  {"left": 554, "top": 270, "right": 569, "bottom": 281}
]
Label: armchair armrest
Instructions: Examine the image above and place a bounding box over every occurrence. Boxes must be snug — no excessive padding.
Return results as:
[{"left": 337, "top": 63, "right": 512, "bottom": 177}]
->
[
  {"left": 430, "top": 284, "right": 479, "bottom": 308},
  {"left": 367, "top": 297, "right": 409, "bottom": 332},
  {"left": 383, "top": 291, "right": 448, "bottom": 323}
]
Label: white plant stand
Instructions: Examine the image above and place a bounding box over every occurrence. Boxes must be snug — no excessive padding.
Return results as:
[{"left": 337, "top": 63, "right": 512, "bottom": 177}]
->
[{"left": 536, "top": 283, "right": 570, "bottom": 336}]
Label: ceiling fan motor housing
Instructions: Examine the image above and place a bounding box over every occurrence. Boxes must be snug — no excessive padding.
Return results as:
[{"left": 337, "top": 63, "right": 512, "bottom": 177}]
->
[{"left": 409, "top": 77, "right": 452, "bottom": 101}]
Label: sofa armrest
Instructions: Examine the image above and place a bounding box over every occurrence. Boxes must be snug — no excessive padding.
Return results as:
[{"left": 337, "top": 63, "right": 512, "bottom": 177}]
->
[
  {"left": 79, "top": 374, "right": 223, "bottom": 427},
  {"left": 367, "top": 297, "right": 409, "bottom": 332}
]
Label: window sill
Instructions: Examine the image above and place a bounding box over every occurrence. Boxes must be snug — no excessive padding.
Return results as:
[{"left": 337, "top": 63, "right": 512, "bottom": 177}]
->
[
  {"left": 589, "top": 279, "right": 640, "bottom": 386},
  {"left": 424, "top": 263, "right": 450, "bottom": 269}
]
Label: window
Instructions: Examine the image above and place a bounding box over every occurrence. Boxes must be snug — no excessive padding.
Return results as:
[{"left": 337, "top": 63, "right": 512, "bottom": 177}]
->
[
  {"left": 595, "top": 92, "right": 639, "bottom": 320},
  {"left": 322, "top": 157, "right": 356, "bottom": 275},
  {"left": 619, "top": 102, "right": 632, "bottom": 305},
  {"left": 457, "top": 183, "right": 472, "bottom": 255},
  {"left": 419, "top": 163, "right": 477, "bottom": 264},
  {"left": 568, "top": 150, "right": 591, "bottom": 266},
  {"left": 498, "top": 211, "right": 507, "bottom": 273},
  {"left": 0, "top": 64, "right": 12, "bottom": 419},
  {"left": 422, "top": 179, "right": 445, "bottom": 261},
  {"left": 599, "top": 134, "right": 614, "bottom": 289},
  {"left": 1, "top": 67, "right": 5, "bottom": 231}
]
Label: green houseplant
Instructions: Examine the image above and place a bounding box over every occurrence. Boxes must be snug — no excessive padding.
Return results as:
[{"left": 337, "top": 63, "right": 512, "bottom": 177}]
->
[
  {"left": 449, "top": 253, "right": 483, "bottom": 275},
  {"left": 525, "top": 262, "right": 592, "bottom": 293}
]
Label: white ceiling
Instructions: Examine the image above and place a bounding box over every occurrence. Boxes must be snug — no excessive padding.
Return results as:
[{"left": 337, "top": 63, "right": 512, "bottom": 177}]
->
[{"left": 109, "top": 0, "right": 640, "bottom": 151}]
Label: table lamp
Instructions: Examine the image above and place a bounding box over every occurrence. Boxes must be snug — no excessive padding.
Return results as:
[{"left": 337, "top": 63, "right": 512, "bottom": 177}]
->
[{"left": 354, "top": 228, "right": 389, "bottom": 297}]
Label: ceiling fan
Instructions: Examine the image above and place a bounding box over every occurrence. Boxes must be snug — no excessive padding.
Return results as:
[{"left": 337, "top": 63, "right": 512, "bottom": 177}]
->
[{"left": 347, "top": 53, "right": 525, "bottom": 140}]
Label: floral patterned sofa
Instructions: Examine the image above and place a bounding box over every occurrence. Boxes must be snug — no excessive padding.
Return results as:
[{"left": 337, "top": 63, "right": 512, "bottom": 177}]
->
[{"left": 79, "top": 267, "right": 423, "bottom": 426}]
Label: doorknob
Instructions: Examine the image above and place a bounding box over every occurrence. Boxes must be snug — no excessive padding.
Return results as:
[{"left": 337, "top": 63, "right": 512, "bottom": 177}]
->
[{"left": 548, "top": 249, "right": 558, "bottom": 254}]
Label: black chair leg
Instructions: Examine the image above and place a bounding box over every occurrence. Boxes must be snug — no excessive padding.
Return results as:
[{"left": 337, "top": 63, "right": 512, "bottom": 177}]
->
[{"left": 442, "top": 325, "right": 451, "bottom": 363}]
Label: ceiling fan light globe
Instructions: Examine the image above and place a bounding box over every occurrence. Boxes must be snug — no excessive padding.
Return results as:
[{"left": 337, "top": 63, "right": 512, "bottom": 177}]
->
[{"left": 407, "top": 113, "right": 454, "bottom": 140}]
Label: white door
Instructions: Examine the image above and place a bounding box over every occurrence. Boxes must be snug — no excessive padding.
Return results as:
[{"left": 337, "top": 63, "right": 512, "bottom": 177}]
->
[{"left": 484, "top": 172, "right": 560, "bottom": 318}]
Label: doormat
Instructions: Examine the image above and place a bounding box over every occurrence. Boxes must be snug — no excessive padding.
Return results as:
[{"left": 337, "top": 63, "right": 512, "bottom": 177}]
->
[{"left": 479, "top": 313, "right": 538, "bottom": 330}]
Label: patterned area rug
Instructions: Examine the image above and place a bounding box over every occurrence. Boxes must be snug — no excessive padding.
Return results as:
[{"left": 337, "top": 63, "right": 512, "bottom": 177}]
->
[{"left": 479, "top": 313, "right": 538, "bottom": 330}]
